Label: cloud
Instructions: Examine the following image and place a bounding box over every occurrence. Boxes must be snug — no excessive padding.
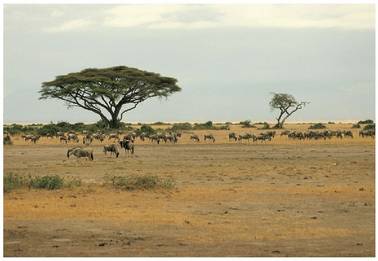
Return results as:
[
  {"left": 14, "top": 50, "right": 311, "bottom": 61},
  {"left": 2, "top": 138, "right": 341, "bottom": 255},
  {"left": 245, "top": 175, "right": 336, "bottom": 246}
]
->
[
  {"left": 44, "top": 18, "right": 95, "bottom": 32},
  {"left": 9, "top": 4, "right": 373, "bottom": 33},
  {"left": 102, "top": 4, "right": 374, "bottom": 30}
]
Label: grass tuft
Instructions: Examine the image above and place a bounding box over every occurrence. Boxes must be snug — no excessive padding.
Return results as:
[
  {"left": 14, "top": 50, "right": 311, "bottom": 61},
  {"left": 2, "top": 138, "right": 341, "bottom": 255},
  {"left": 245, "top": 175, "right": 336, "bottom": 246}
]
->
[
  {"left": 109, "top": 175, "right": 175, "bottom": 191},
  {"left": 4, "top": 173, "right": 81, "bottom": 192}
]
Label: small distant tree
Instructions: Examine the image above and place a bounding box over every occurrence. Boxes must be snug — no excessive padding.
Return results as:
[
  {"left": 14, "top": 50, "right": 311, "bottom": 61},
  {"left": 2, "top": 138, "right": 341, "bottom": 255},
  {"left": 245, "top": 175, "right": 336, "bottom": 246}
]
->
[
  {"left": 40, "top": 66, "right": 181, "bottom": 129},
  {"left": 269, "top": 93, "right": 309, "bottom": 129}
]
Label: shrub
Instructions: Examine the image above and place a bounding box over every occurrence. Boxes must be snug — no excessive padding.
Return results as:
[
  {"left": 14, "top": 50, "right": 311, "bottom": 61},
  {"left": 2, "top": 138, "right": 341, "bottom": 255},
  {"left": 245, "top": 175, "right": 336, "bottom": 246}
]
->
[
  {"left": 4, "top": 174, "right": 80, "bottom": 192},
  {"left": 240, "top": 120, "right": 253, "bottom": 128},
  {"left": 37, "top": 123, "right": 60, "bottom": 136},
  {"left": 30, "top": 175, "right": 64, "bottom": 190},
  {"left": 358, "top": 119, "right": 374, "bottom": 124},
  {"left": 328, "top": 121, "right": 335, "bottom": 124},
  {"left": 139, "top": 124, "right": 156, "bottom": 135},
  {"left": 110, "top": 175, "right": 175, "bottom": 191},
  {"left": 4, "top": 173, "right": 25, "bottom": 192},
  {"left": 193, "top": 121, "right": 213, "bottom": 130},
  {"left": 259, "top": 122, "right": 270, "bottom": 130},
  {"left": 309, "top": 123, "right": 326, "bottom": 129},
  {"left": 363, "top": 124, "right": 375, "bottom": 131},
  {"left": 351, "top": 123, "right": 361, "bottom": 129},
  {"left": 169, "top": 122, "right": 193, "bottom": 131},
  {"left": 151, "top": 121, "right": 168, "bottom": 125}
]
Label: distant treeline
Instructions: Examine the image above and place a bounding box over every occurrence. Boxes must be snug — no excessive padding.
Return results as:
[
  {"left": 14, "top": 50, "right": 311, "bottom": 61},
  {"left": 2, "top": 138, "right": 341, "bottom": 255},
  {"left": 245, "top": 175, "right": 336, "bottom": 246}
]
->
[{"left": 4, "top": 119, "right": 375, "bottom": 135}]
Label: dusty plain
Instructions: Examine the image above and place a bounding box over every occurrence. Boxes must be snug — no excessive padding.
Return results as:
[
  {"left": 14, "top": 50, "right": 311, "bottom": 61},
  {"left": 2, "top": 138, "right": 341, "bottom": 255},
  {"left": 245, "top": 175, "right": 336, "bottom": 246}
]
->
[{"left": 3, "top": 123, "right": 375, "bottom": 256}]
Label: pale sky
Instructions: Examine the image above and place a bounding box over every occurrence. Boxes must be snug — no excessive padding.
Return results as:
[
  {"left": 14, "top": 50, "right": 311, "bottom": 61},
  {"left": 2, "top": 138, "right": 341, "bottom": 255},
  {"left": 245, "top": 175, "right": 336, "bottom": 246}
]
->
[{"left": 4, "top": 4, "right": 375, "bottom": 124}]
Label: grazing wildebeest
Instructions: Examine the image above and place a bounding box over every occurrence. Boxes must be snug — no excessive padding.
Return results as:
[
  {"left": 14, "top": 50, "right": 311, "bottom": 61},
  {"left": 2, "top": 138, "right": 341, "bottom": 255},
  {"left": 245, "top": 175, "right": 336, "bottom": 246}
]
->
[
  {"left": 190, "top": 134, "right": 200, "bottom": 142},
  {"left": 228, "top": 132, "right": 238, "bottom": 141},
  {"left": 83, "top": 134, "right": 93, "bottom": 145},
  {"left": 30, "top": 135, "right": 40, "bottom": 144},
  {"left": 204, "top": 134, "right": 215, "bottom": 142},
  {"left": 23, "top": 135, "right": 40, "bottom": 143},
  {"left": 67, "top": 147, "right": 94, "bottom": 160},
  {"left": 238, "top": 133, "right": 254, "bottom": 142},
  {"left": 149, "top": 134, "right": 161, "bottom": 144},
  {"left": 103, "top": 144, "right": 120, "bottom": 158},
  {"left": 67, "top": 133, "right": 79, "bottom": 143},
  {"left": 359, "top": 129, "right": 375, "bottom": 138},
  {"left": 343, "top": 130, "right": 353, "bottom": 138},
  {"left": 119, "top": 139, "right": 135, "bottom": 154},
  {"left": 93, "top": 133, "right": 105, "bottom": 142}
]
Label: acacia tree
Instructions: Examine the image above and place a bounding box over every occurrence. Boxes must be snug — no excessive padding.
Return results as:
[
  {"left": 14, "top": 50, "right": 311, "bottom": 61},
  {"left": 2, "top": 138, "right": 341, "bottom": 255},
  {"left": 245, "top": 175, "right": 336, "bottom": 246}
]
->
[
  {"left": 269, "top": 93, "right": 309, "bottom": 128},
  {"left": 40, "top": 66, "right": 181, "bottom": 128}
]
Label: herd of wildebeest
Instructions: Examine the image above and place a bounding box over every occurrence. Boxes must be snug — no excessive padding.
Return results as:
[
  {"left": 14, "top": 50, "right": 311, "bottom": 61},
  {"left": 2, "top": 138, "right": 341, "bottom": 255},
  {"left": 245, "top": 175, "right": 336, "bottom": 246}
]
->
[{"left": 3, "top": 127, "right": 375, "bottom": 161}]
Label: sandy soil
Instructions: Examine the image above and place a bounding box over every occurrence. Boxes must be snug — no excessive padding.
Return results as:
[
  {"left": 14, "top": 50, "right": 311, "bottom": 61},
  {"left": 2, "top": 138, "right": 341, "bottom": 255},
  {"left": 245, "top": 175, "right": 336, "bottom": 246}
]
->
[{"left": 3, "top": 124, "right": 375, "bottom": 256}]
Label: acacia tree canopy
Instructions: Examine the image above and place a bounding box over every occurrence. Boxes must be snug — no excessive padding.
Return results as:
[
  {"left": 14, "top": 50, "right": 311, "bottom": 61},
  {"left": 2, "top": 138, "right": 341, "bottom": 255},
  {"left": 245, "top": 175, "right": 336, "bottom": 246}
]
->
[
  {"left": 269, "top": 93, "right": 309, "bottom": 128},
  {"left": 40, "top": 66, "right": 181, "bottom": 128}
]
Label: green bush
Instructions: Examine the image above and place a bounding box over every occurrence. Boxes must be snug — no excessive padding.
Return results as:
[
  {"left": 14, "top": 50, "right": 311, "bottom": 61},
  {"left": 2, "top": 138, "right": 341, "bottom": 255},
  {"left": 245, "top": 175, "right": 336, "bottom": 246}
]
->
[
  {"left": 259, "top": 122, "right": 270, "bottom": 129},
  {"left": 328, "top": 121, "right": 335, "bottom": 124},
  {"left": 4, "top": 173, "right": 25, "bottom": 192},
  {"left": 351, "top": 123, "right": 361, "bottom": 129},
  {"left": 363, "top": 124, "right": 375, "bottom": 131},
  {"left": 4, "top": 173, "right": 81, "bottom": 192},
  {"left": 358, "top": 119, "right": 374, "bottom": 124},
  {"left": 110, "top": 175, "right": 175, "bottom": 191},
  {"left": 240, "top": 120, "right": 254, "bottom": 128},
  {"left": 139, "top": 124, "right": 156, "bottom": 135},
  {"left": 309, "top": 123, "right": 326, "bottom": 129},
  {"left": 30, "top": 175, "right": 64, "bottom": 190},
  {"left": 169, "top": 122, "right": 193, "bottom": 131}
]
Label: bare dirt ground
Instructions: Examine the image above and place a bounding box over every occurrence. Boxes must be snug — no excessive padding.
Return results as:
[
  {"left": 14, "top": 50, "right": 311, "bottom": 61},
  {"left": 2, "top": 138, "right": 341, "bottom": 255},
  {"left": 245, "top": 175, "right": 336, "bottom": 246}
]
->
[{"left": 3, "top": 123, "right": 375, "bottom": 256}]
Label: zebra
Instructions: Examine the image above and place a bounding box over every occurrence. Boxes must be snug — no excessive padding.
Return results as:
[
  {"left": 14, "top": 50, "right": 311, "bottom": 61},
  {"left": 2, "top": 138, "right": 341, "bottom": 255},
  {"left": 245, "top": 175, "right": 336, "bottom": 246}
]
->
[
  {"left": 228, "top": 132, "right": 238, "bottom": 141},
  {"left": 204, "top": 134, "right": 215, "bottom": 142},
  {"left": 67, "top": 147, "right": 94, "bottom": 160},
  {"left": 190, "top": 134, "right": 200, "bottom": 142},
  {"left": 103, "top": 144, "right": 120, "bottom": 158},
  {"left": 119, "top": 139, "right": 135, "bottom": 154}
]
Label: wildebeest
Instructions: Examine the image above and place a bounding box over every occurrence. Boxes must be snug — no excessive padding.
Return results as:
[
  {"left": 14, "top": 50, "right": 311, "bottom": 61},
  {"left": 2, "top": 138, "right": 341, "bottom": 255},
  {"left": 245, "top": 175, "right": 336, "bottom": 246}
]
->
[
  {"left": 67, "top": 147, "right": 94, "bottom": 160},
  {"left": 190, "top": 134, "right": 200, "bottom": 142},
  {"left": 83, "top": 134, "right": 93, "bottom": 145},
  {"left": 149, "top": 134, "right": 161, "bottom": 144},
  {"left": 103, "top": 144, "right": 120, "bottom": 158},
  {"left": 204, "top": 134, "right": 215, "bottom": 142},
  {"left": 67, "top": 133, "right": 79, "bottom": 143},
  {"left": 23, "top": 135, "right": 40, "bottom": 144},
  {"left": 228, "top": 132, "right": 238, "bottom": 141},
  {"left": 359, "top": 129, "right": 375, "bottom": 138},
  {"left": 238, "top": 133, "right": 254, "bottom": 142},
  {"left": 93, "top": 133, "right": 105, "bottom": 142},
  {"left": 119, "top": 139, "right": 135, "bottom": 154}
]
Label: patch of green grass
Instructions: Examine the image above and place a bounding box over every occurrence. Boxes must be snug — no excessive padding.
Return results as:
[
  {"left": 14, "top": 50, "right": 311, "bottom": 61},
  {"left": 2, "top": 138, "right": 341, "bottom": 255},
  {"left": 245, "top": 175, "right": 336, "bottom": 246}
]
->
[
  {"left": 29, "top": 175, "right": 64, "bottom": 190},
  {"left": 109, "top": 175, "right": 175, "bottom": 191},
  {"left": 4, "top": 173, "right": 81, "bottom": 192},
  {"left": 4, "top": 173, "right": 26, "bottom": 193},
  {"left": 309, "top": 123, "right": 327, "bottom": 129}
]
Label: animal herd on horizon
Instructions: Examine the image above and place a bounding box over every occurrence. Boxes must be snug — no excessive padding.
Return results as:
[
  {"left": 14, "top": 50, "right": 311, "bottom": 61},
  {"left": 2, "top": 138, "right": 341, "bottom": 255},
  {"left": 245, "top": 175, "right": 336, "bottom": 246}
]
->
[{"left": 4, "top": 124, "right": 375, "bottom": 161}]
